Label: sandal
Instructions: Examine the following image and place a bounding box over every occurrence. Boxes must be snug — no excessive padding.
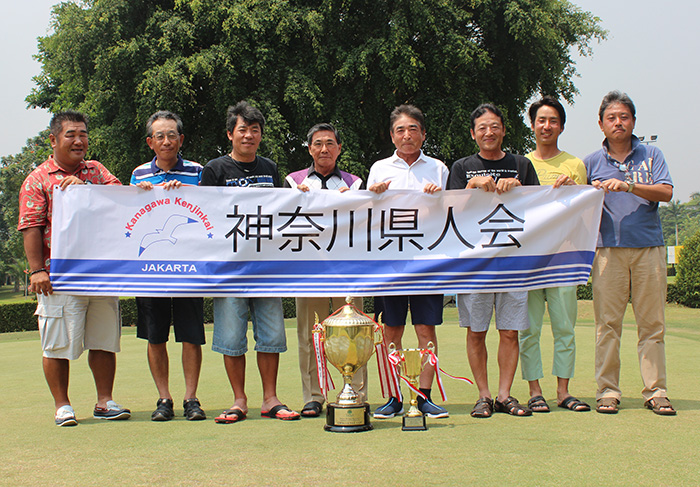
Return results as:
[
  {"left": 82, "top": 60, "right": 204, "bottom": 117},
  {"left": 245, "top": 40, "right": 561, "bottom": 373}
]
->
[
  {"left": 644, "top": 397, "right": 676, "bottom": 416},
  {"left": 595, "top": 397, "right": 619, "bottom": 414},
  {"left": 470, "top": 397, "right": 494, "bottom": 418},
  {"left": 214, "top": 408, "right": 247, "bottom": 424},
  {"left": 558, "top": 396, "right": 590, "bottom": 412},
  {"left": 527, "top": 395, "right": 550, "bottom": 413},
  {"left": 301, "top": 401, "right": 323, "bottom": 417},
  {"left": 494, "top": 396, "right": 532, "bottom": 416},
  {"left": 261, "top": 404, "right": 301, "bottom": 421}
]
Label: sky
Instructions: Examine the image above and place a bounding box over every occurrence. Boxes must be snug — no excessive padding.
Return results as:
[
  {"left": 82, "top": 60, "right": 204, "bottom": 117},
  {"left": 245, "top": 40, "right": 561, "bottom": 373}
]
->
[{"left": 1, "top": 0, "right": 699, "bottom": 201}]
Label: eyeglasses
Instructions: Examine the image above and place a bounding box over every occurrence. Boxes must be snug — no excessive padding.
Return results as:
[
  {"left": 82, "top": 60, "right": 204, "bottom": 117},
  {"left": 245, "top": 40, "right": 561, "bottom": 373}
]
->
[{"left": 150, "top": 132, "right": 179, "bottom": 142}]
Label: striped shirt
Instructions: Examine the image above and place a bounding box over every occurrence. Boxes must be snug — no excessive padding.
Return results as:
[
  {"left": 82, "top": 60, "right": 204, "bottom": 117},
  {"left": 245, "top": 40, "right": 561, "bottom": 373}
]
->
[{"left": 130, "top": 155, "right": 203, "bottom": 186}]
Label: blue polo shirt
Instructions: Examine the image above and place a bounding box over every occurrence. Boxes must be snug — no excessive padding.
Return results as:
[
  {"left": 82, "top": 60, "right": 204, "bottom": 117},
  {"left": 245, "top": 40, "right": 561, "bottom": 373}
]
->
[
  {"left": 584, "top": 136, "right": 673, "bottom": 248},
  {"left": 130, "top": 155, "right": 203, "bottom": 186}
]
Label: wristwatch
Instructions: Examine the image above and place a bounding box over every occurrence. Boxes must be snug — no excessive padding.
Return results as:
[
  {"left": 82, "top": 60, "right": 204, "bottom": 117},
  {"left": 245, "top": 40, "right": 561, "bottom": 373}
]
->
[{"left": 626, "top": 182, "right": 635, "bottom": 193}]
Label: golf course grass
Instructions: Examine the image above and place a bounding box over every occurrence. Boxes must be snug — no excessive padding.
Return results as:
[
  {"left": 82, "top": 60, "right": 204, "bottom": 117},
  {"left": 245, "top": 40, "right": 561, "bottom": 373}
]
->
[{"left": 1, "top": 301, "right": 698, "bottom": 486}]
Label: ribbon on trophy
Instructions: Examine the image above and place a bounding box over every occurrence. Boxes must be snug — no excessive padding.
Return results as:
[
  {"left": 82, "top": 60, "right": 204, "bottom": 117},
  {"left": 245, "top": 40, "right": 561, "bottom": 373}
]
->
[
  {"left": 376, "top": 340, "right": 403, "bottom": 401},
  {"left": 387, "top": 349, "right": 425, "bottom": 400},
  {"left": 423, "top": 349, "right": 473, "bottom": 402},
  {"left": 312, "top": 321, "right": 335, "bottom": 401},
  {"left": 387, "top": 348, "right": 473, "bottom": 402}
]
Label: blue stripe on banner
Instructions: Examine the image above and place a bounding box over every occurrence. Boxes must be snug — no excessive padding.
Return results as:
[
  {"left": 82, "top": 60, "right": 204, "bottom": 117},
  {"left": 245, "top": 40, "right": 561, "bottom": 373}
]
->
[{"left": 49, "top": 251, "right": 594, "bottom": 296}]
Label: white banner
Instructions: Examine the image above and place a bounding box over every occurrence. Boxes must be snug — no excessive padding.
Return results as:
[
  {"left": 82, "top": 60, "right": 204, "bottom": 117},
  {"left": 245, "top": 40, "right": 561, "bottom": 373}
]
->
[{"left": 50, "top": 185, "right": 603, "bottom": 297}]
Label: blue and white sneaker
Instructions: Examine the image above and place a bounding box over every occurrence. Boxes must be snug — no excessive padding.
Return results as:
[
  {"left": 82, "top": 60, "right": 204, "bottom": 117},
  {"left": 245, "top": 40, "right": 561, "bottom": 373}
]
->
[
  {"left": 55, "top": 405, "right": 78, "bottom": 427},
  {"left": 373, "top": 397, "right": 404, "bottom": 419},
  {"left": 419, "top": 399, "right": 449, "bottom": 418},
  {"left": 93, "top": 400, "right": 131, "bottom": 420}
]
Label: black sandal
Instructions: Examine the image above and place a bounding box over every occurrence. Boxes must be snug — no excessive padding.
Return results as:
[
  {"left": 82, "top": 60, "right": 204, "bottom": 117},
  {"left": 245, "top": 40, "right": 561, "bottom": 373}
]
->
[
  {"left": 527, "top": 395, "right": 550, "bottom": 413},
  {"left": 494, "top": 396, "right": 532, "bottom": 416},
  {"left": 470, "top": 397, "right": 494, "bottom": 418},
  {"left": 301, "top": 401, "right": 323, "bottom": 417},
  {"left": 558, "top": 396, "right": 591, "bottom": 412}
]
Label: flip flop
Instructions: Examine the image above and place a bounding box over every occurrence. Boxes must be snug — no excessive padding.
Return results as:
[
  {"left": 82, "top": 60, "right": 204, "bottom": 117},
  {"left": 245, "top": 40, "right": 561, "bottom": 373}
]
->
[
  {"left": 261, "top": 404, "right": 301, "bottom": 421},
  {"left": 301, "top": 401, "right": 323, "bottom": 417},
  {"left": 214, "top": 408, "right": 247, "bottom": 424},
  {"left": 558, "top": 396, "right": 591, "bottom": 412}
]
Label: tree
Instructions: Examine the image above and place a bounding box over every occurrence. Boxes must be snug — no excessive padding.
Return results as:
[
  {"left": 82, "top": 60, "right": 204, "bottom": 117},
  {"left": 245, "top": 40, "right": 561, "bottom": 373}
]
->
[
  {"left": 675, "top": 230, "right": 700, "bottom": 308},
  {"left": 27, "top": 0, "right": 605, "bottom": 183},
  {"left": 0, "top": 131, "right": 53, "bottom": 287}
]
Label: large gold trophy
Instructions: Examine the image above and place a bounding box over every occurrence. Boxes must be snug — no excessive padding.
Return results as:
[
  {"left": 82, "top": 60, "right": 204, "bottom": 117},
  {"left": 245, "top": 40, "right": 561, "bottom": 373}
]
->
[
  {"left": 315, "top": 297, "right": 383, "bottom": 432},
  {"left": 390, "top": 342, "right": 434, "bottom": 431}
]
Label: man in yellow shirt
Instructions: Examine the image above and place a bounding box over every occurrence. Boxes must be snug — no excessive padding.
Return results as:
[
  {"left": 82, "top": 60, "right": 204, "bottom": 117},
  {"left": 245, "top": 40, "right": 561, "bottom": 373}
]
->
[{"left": 519, "top": 96, "right": 590, "bottom": 413}]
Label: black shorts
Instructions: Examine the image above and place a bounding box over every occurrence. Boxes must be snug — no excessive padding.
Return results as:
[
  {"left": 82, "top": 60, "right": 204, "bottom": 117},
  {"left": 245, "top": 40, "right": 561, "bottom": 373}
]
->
[
  {"left": 375, "top": 295, "right": 443, "bottom": 327},
  {"left": 136, "top": 297, "right": 205, "bottom": 345}
]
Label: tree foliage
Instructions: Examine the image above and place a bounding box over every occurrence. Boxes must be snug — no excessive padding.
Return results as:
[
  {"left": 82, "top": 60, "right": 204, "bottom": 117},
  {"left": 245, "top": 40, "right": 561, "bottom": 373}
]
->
[
  {"left": 27, "top": 0, "right": 605, "bottom": 183},
  {"left": 675, "top": 230, "right": 700, "bottom": 308},
  {"left": 0, "top": 132, "right": 52, "bottom": 284},
  {"left": 659, "top": 195, "right": 700, "bottom": 248}
]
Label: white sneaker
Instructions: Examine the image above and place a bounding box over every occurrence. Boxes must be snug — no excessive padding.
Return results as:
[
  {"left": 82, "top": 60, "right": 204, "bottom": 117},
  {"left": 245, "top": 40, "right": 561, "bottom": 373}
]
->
[{"left": 55, "top": 405, "right": 78, "bottom": 427}]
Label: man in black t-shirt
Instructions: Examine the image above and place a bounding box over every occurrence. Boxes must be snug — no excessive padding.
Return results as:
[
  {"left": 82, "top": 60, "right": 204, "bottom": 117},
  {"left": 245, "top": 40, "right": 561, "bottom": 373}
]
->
[
  {"left": 448, "top": 104, "right": 538, "bottom": 419},
  {"left": 201, "top": 101, "right": 299, "bottom": 423}
]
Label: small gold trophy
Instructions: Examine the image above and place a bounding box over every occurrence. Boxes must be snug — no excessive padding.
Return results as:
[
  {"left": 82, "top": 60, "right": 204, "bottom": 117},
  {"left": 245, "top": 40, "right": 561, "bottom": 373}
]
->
[
  {"left": 315, "top": 297, "right": 383, "bottom": 432},
  {"left": 390, "top": 342, "right": 434, "bottom": 431}
]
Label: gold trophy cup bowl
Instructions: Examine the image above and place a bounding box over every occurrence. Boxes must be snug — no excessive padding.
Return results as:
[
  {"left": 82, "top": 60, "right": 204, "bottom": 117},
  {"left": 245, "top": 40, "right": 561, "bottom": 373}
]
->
[
  {"left": 390, "top": 341, "right": 434, "bottom": 431},
  {"left": 316, "top": 297, "right": 383, "bottom": 432}
]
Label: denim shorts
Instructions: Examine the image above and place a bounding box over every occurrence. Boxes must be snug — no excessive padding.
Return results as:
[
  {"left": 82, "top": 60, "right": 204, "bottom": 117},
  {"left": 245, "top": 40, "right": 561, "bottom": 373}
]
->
[{"left": 212, "top": 297, "right": 287, "bottom": 356}]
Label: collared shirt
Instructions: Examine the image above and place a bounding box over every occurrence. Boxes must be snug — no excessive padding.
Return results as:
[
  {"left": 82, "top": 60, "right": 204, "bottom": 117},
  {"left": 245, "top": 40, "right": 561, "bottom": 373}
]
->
[
  {"left": 283, "top": 164, "right": 364, "bottom": 191},
  {"left": 584, "top": 135, "right": 673, "bottom": 248},
  {"left": 130, "top": 155, "right": 203, "bottom": 186},
  {"left": 18, "top": 156, "right": 121, "bottom": 268},
  {"left": 367, "top": 150, "right": 449, "bottom": 190}
]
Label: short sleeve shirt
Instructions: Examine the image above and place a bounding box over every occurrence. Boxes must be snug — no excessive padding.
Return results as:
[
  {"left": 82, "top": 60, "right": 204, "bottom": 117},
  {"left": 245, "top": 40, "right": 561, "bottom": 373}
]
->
[
  {"left": 584, "top": 136, "right": 673, "bottom": 248},
  {"left": 130, "top": 155, "right": 203, "bottom": 186},
  {"left": 18, "top": 156, "right": 122, "bottom": 268},
  {"left": 367, "top": 150, "right": 449, "bottom": 190},
  {"left": 525, "top": 151, "right": 586, "bottom": 186}
]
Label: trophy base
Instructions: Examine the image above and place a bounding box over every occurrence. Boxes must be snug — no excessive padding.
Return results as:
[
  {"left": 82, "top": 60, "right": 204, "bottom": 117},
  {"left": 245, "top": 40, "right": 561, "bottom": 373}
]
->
[
  {"left": 402, "top": 413, "right": 427, "bottom": 431},
  {"left": 325, "top": 403, "right": 372, "bottom": 433}
]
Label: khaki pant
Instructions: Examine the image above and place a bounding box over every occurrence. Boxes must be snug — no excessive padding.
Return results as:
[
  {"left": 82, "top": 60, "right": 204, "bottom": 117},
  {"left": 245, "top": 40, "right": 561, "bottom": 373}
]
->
[
  {"left": 592, "top": 247, "right": 667, "bottom": 401},
  {"left": 296, "top": 297, "right": 368, "bottom": 405}
]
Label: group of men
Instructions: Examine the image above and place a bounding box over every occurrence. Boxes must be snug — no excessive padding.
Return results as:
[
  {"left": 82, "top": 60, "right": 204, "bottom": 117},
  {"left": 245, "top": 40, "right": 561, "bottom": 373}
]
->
[{"left": 18, "top": 90, "right": 676, "bottom": 428}]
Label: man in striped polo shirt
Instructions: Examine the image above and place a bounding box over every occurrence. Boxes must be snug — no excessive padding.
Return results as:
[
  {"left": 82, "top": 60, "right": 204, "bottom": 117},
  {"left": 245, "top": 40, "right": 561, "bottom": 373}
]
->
[{"left": 130, "top": 110, "right": 206, "bottom": 422}]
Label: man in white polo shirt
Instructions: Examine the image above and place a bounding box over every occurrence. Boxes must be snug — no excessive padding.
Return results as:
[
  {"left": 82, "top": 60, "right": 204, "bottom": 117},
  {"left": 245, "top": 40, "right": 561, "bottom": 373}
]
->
[{"left": 367, "top": 104, "right": 450, "bottom": 419}]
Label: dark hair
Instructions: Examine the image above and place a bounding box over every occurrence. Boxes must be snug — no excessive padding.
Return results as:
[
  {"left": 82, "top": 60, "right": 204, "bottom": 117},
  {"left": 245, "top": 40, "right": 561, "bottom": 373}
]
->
[
  {"left": 226, "top": 101, "right": 265, "bottom": 134},
  {"left": 146, "top": 110, "right": 184, "bottom": 137},
  {"left": 528, "top": 96, "right": 566, "bottom": 128},
  {"left": 389, "top": 104, "right": 425, "bottom": 132},
  {"left": 50, "top": 110, "right": 88, "bottom": 136},
  {"left": 599, "top": 91, "right": 636, "bottom": 121},
  {"left": 470, "top": 103, "right": 504, "bottom": 130},
  {"left": 306, "top": 123, "right": 341, "bottom": 146}
]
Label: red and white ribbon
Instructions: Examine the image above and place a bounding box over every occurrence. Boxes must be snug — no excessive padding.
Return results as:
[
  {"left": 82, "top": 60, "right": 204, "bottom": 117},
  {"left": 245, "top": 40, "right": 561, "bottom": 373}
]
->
[
  {"left": 312, "top": 322, "right": 334, "bottom": 400},
  {"left": 423, "top": 349, "right": 473, "bottom": 402},
  {"left": 376, "top": 338, "right": 402, "bottom": 401}
]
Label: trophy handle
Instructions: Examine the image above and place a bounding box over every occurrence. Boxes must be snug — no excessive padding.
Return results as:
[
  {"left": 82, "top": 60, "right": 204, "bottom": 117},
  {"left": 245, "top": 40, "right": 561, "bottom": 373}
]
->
[
  {"left": 374, "top": 312, "right": 384, "bottom": 345},
  {"left": 312, "top": 312, "right": 325, "bottom": 341}
]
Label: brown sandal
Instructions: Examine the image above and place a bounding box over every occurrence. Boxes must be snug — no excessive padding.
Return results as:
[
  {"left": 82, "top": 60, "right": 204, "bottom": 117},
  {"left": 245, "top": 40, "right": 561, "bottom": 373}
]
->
[
  {"left": 595, "top": 397, "right": 619, "bottom": 414},
  {"left": 494, "top": 396, "right": 532, "bottom": 416},
  {"left": 470, "top": 397, "right": 494, "bottom": 418},
  {"left": 644, "top": 397, "right": 676, "bottom": 416}
]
